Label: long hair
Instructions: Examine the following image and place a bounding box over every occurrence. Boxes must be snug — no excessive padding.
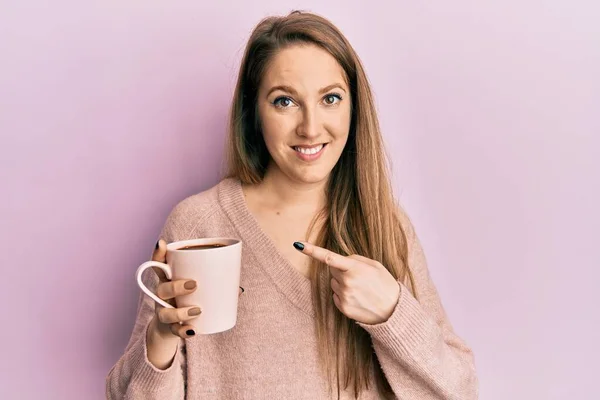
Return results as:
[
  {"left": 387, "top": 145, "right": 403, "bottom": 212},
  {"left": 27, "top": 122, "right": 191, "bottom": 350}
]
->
[{"left": 226, "top": 11, "right": 416, "bottom": 398}]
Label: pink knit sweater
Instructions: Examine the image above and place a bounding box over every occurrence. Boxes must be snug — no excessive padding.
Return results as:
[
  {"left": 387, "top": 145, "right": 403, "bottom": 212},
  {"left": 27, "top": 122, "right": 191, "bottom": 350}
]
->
[{"left": 106, "top": 178, "right": 478, "bottom": 399}]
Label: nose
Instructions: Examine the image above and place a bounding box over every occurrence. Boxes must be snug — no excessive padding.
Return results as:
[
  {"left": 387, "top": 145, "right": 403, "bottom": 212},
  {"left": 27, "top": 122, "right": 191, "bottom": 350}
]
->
[{"left": 296, "top": 106, "right": 320, "bottom": 140}]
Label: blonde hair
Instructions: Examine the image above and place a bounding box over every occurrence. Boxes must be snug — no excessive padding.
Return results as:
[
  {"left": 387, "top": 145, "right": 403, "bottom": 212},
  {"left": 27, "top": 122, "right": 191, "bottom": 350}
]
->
[{"left": 226, "top": 11, "right": 416, "bottom": 398}]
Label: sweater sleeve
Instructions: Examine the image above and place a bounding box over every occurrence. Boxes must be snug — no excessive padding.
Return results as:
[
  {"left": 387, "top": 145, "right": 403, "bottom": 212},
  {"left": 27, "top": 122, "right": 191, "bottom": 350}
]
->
[
  {"left": 106, "top": 204, "right": 191, "bottom": 399},
  {"left": 358, "top": 211, "right": 478, "bottom": 399}
]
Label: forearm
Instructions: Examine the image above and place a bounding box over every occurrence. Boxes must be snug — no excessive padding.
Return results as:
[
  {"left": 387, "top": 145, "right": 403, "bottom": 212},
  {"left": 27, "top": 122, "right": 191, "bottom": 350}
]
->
[
  {"left": 146, "top": 317, "right": 180, "bottom": 370},
  {"left": 106, "top": 274, "right": 186, "bottom": 399},
  {"left": 106, "top": 319, "right": 186, "bottom": 400},
  {"left": 361, "top": 285, "right": 478, "bottom": 399}
]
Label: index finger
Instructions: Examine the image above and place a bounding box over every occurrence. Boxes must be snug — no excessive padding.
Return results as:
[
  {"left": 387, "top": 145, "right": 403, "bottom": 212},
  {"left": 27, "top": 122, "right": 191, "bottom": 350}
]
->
[{"left": 294, "top": 242, "right": 351, "bottom": 272}]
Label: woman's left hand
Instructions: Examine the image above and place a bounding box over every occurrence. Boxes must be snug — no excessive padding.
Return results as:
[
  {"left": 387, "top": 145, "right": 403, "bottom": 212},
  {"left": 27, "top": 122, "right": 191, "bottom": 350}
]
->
[{"left": 295, "top": 242, "right": 401, "bottom": 325}]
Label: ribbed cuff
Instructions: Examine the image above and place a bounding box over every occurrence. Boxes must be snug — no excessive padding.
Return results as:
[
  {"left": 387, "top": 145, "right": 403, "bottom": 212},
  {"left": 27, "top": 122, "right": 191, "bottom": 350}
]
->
[
  {"left": 128, "top": 323, "right": 183, "bottom": 393},
  {"left": 358, "top": 283, "right": 442, "bottom": 360}
]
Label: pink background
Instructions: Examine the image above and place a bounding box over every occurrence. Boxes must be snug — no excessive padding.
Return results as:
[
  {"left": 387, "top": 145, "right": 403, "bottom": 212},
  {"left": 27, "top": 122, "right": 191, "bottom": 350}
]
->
[{"left": 1, "top": 1, "right": 598, "bottom": 399}]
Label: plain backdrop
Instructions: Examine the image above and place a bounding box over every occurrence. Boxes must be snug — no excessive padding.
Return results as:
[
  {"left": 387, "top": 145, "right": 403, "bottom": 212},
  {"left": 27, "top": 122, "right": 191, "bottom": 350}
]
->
[{"left": 1, "top": 1, "right": 598, "bottom": 399}]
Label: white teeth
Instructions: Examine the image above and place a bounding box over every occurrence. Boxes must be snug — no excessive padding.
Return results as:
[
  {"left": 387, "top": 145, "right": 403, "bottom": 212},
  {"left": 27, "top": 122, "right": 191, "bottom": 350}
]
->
[{"left": 294, "top": 144, "right": 324, "bottom": 155}]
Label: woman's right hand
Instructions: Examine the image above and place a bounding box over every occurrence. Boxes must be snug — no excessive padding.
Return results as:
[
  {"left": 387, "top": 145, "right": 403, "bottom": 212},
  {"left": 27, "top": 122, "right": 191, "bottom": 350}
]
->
[
  {"left": 149, "top": 239, "right": 201, "bottom": 340},
  {"left": 145, "top": 239, "right": 200, "bottom": 369}
]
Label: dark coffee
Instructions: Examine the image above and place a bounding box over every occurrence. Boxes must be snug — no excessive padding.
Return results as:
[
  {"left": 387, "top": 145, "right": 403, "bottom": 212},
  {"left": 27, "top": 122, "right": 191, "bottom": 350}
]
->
[{"left": 177, "top": 243, "right": 227, "bottom": 251}]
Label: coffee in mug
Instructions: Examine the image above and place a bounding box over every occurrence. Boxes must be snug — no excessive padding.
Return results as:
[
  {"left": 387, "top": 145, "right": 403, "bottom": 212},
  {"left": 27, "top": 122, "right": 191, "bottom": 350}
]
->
[{"left": 177, "top": 243, "right": 227, "bottom": 251}]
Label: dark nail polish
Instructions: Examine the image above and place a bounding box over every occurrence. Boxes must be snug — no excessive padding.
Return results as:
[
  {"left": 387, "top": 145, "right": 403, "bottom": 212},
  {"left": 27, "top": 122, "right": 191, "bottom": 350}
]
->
[
  {"left": 240, "top": 286, "right": 245, "bottom": 293},
  {"left": 155, "top": 240, "right": 160, "bottom": 250},
  {"left": 188, "top": 307, "right": 201, "bottom": 316},
  {"left": 186, "top": 329, "right": 195, "bottom": 336},
  {"left": 293, "top": 242, "right": 304, "bottom": 251},
  {"left": 184, "top": 281, "right": 197, "bottom": 290}
]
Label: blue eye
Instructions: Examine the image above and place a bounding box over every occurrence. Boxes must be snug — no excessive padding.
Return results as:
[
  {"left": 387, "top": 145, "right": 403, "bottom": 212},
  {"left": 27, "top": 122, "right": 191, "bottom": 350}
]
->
[
  {"left": 323, "top": 93, "right": 342, "bottom": 105},
  {"left": 273, "top": 96, "right": 294, "bottom": 108}
]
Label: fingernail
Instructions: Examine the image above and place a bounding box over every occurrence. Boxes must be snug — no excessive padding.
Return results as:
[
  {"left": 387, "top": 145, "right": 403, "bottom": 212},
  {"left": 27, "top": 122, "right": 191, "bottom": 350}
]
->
[
  {"left": 184, "top": 281, "right": 197, "bottom": 290},
  {"left": 155, "top": 240, "right": 160, "bottom": 250},
  {"left": 240, "top": 286, "right": 245, "bottom": 293},
  {"left": 293, "top": 242, "right": 304, "bottom": 251},
  {"left": 188, "top": 307, "right": 201, "bottom": 316},
  {"left": 186, "top": 329, "right": 195, "bottom": 337}
]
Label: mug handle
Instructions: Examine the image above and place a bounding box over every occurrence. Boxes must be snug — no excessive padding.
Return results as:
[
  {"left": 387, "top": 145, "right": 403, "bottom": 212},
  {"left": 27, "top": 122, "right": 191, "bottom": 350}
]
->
[{"left": 136, "top": 261, "right": 175, "bottom": 309}]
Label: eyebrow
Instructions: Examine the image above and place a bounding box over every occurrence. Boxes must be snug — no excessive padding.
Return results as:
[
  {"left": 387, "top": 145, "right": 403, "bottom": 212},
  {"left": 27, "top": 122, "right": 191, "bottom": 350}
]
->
[{"left": 266, "top": 83, "right": 347, "bottom": 98}]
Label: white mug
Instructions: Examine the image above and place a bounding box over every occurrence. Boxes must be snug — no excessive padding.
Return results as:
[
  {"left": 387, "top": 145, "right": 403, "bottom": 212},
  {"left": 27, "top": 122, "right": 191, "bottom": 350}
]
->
[{"left": 136, "top": 237, "right": 242, "bottom": 334}]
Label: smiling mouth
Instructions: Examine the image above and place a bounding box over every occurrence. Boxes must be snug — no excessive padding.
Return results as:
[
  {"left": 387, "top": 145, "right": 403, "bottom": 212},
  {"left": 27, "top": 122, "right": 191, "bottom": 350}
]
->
[{"left": 292, "top": 143, "right": 327, "bottom": 155}]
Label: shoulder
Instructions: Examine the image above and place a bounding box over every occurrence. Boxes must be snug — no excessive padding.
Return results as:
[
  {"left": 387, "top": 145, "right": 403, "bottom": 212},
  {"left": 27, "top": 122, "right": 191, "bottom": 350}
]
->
[
  {"left": 160, "top": 178, "right": 237, "bottom": 242},
  {"left": 169, "top": 182, "right": 220, "bottom": 218},
  {"left": 395, "top": 203, "right": 418, "bottom": 247},
  {"left": 395, "top": 204, "right": 431, "bottom": 287}
]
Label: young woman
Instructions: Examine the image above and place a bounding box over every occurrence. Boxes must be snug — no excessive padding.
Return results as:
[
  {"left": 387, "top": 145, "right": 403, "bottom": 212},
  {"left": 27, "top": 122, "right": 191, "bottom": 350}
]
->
[{"left": 107, "top": 11, "right": 478, "bottom": 400}]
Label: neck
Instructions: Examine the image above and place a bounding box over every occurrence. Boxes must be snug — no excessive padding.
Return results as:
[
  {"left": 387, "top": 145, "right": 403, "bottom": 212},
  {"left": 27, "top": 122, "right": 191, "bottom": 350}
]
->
[{"left": 255, "top": 165, "right": 328, "bottom": 212}]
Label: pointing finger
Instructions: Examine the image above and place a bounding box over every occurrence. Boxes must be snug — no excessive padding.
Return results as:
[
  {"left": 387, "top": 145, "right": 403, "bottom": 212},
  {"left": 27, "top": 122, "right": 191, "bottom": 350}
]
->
[{"left": 293, "top": 242, "right": 351, "bottom": 272}]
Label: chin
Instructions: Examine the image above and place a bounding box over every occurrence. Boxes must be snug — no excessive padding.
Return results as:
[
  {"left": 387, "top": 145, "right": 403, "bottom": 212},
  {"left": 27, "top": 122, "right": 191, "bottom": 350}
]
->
[{"left": 287, "top": 168, "right": 332, "bottom": 185}]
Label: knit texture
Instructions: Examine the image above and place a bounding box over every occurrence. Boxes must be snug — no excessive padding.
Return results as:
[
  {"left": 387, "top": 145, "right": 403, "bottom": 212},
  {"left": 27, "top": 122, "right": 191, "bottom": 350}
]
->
[{"left": 106, "top": 178, "right": 478, "bottom": 399}]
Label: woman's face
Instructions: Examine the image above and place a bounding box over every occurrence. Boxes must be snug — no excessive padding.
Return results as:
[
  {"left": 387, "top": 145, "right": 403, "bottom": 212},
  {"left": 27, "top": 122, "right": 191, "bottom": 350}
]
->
[{"left": 257, "top": 44, "right": 352, "bottom": 185}]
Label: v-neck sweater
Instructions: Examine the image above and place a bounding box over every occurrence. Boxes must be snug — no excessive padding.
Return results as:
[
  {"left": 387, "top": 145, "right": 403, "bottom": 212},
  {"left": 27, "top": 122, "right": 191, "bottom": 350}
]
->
[{"left": 106, "top": 178, "right": 478, "bottom": 399}]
